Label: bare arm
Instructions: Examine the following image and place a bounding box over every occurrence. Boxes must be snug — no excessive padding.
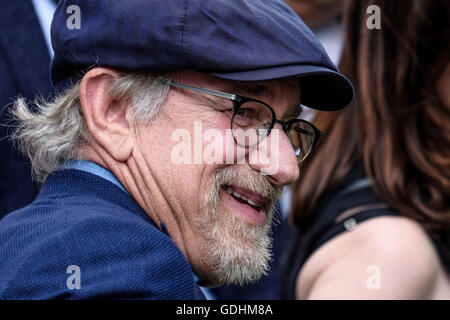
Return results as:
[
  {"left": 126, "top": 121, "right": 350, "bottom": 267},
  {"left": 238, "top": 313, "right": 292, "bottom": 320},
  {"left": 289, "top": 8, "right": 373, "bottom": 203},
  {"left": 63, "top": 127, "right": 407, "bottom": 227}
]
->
[{"left": 296, "top": 216, "right": 441, "bottom": 300}]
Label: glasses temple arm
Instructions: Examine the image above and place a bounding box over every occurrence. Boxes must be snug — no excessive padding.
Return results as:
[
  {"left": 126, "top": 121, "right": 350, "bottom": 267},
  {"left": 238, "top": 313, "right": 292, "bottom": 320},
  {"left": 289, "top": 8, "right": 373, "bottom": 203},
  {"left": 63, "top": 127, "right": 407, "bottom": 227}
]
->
[{"left": 163, "top": 79, "right": 239, "bottom": 101}]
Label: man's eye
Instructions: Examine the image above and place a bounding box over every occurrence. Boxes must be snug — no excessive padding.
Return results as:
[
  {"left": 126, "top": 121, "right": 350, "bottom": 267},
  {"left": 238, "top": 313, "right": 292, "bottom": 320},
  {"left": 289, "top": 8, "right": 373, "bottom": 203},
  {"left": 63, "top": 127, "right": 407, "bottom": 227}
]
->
[{"left": 236, "top": 109, "right": 247, "bottom": 117}]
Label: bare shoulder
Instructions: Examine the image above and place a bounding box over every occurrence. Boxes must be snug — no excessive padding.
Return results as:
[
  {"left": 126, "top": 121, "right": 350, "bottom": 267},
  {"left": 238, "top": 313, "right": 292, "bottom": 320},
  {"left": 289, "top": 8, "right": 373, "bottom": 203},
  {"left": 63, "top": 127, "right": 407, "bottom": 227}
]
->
[{"left": 297, "top": 216, "right": 447, "bottom": 299}]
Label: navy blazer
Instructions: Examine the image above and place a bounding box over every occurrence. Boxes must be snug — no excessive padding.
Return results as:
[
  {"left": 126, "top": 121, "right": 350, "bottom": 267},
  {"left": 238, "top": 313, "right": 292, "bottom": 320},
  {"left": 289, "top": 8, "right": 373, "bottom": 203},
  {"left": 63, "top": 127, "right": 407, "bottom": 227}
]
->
[
  {"left": 0, "top": 169, "right": 205, "bottom": 300},
  {"left": 0, "top": 1, "right": 55, "bottom": 218}
]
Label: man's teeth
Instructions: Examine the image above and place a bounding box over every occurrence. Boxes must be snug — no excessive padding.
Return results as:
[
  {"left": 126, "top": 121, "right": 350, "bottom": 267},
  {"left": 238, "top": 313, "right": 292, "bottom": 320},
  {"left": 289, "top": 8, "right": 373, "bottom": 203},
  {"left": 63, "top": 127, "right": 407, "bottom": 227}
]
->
[{"left": 225, "top": 187, "right": 258, "bottom": 207}]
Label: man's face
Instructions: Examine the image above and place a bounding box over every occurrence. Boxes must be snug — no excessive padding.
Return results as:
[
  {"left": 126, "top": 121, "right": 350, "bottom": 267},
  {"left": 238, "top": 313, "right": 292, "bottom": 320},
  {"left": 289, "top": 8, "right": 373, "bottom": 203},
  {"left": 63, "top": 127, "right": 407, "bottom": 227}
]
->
[{"left": 132, "top": 71, "right": 300, "bottom": 286}]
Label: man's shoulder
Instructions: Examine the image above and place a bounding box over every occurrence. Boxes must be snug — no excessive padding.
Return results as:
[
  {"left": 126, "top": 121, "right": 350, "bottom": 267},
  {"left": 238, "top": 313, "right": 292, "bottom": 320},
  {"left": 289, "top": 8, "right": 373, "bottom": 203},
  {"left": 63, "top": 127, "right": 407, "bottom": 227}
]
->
[
  {"left": 0, "top": 186, "right": 158, "bottom": 243},
  {"left": 0, "top": 187, "right": 200, "bottom": 299}
]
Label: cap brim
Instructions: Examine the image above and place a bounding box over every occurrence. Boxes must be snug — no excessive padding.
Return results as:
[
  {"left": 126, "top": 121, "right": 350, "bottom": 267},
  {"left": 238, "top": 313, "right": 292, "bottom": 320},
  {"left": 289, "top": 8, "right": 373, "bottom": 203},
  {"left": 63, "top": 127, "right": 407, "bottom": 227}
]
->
[{"left": 210, "top": 64, "right": 354, "bottom": 111}]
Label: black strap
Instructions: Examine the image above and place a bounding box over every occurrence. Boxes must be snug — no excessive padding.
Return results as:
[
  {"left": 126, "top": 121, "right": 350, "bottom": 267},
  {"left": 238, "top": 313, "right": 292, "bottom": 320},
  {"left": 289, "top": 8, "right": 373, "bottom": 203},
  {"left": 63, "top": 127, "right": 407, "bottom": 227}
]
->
[
  {"left": 311, "top": 178, "right": 398, "bottom": 250},
  {"left": 313, "top": 179, "right": 450, "bottom": 274},
  {"left": 312, "top": 205, "right": 397, "bottom": 253}
]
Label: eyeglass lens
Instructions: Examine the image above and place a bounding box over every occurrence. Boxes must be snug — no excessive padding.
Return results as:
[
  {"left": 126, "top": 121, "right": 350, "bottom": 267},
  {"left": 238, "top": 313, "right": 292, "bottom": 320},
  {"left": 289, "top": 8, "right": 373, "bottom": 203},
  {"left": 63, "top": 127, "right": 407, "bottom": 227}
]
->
[{"left": 231, "top": 101, "right": 316, "bottom": 163}]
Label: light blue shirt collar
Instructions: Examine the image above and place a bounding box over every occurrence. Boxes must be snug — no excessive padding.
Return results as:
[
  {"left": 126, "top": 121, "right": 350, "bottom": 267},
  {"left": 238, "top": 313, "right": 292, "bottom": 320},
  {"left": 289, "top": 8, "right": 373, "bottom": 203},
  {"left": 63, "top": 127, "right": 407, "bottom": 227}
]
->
[{"left": 60, "top": 160, "right": 128, "bottom": 194}]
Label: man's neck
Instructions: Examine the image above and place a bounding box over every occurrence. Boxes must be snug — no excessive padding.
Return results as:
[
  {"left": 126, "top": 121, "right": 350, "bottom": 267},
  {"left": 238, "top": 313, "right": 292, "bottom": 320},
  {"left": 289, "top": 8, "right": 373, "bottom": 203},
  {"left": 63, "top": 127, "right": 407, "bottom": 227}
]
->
[{"left": 79, "top": 143, "right": 202, "bottom": 273}]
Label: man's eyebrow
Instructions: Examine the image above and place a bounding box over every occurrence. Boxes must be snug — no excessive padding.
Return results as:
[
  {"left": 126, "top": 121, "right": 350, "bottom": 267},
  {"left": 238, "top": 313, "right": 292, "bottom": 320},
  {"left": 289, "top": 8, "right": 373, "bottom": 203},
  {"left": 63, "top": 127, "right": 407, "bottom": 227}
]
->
[
  {"left": 227, "top": 82, "right": 303, "bottom": 119},
  {"left": 284, "top": 104, "right": 304, "bottom": 120},
  {"left": 229, "top": 83, "right": 273, "bottom": 98}
]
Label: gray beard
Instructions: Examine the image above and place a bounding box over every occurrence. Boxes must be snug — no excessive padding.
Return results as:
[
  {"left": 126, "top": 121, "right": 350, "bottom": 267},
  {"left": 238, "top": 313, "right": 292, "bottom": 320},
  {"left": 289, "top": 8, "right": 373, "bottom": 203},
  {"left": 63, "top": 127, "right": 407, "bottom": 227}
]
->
[{"left": 196, "top": 166, "right": 282, "bottom": 287}]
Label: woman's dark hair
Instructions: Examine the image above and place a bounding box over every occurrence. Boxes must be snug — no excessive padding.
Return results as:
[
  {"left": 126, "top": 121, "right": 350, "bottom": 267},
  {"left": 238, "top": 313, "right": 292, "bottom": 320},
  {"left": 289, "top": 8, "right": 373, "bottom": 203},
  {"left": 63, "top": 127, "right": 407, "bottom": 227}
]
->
[{"left": 292, "top": 0, "right": 450, "bottom": 236}]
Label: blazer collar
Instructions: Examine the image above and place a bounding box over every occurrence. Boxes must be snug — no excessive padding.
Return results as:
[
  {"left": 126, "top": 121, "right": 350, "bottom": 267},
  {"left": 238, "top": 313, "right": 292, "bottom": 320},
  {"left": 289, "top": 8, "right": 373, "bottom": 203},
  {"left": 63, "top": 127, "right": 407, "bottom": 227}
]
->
[{"left": 39, "top": 169, "right": 156, "bottom": 228}]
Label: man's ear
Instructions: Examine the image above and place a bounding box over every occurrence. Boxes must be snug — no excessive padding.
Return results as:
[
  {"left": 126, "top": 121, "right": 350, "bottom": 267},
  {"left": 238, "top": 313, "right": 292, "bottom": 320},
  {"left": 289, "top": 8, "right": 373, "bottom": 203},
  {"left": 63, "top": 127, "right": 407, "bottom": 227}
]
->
[{"left": 79, "top": 68, "right": 134, "bottom": 162}]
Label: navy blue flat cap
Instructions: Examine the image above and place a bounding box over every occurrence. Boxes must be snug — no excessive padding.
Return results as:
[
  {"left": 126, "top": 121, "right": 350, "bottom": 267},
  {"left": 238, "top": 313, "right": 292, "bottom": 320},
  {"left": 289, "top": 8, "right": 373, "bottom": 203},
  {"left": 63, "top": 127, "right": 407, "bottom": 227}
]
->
[{"left": 51, "top": 0, "right": 354, "bottom": 110}]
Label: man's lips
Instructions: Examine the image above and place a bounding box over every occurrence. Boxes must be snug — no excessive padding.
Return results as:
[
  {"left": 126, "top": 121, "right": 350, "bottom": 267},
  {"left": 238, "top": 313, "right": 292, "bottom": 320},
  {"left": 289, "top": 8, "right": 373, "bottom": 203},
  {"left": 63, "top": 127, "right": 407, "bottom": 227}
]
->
[
  {"left": 226, "top": 184, "right": 266, "bottom": 207},
  {"left": 221, "top": 184, "right": 270, "bottom": 226},
  {"left": 223, "top": 190, "right": 267, "bottom": 225}
]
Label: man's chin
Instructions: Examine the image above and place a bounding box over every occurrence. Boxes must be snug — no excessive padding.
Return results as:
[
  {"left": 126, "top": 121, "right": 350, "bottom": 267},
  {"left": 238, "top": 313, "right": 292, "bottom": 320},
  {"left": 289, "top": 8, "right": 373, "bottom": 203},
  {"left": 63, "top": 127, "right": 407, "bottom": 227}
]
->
[{"left": 198, "top": 208, "right": 273, "bottom": 286}]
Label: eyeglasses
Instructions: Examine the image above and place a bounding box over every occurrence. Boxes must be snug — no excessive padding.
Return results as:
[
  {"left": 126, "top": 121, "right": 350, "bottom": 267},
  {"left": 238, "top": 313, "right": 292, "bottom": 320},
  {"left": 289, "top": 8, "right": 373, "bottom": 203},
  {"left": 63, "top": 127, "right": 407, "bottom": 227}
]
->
[{"left": 164, "top": 79, "right": 324, "bottom": 164}]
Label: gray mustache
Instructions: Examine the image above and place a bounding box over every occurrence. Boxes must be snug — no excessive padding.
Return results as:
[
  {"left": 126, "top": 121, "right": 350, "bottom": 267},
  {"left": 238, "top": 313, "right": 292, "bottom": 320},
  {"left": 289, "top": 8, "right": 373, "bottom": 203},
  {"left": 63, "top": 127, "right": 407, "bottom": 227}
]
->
[{"left": 214, "top": 167, "right": 283, "bottom": 203}]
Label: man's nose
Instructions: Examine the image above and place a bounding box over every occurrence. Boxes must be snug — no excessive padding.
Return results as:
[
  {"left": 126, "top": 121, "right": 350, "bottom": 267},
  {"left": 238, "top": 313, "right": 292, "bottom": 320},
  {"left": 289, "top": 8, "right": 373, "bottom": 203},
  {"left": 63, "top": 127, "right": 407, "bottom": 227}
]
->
[{"left": 248, "top": 124, "right": 300, "bottom": 186}]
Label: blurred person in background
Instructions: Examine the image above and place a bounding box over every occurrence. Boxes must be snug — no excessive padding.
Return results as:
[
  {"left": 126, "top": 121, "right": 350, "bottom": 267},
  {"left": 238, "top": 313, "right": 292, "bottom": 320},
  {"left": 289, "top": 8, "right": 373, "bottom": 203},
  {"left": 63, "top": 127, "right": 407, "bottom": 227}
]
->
[
  {"left": 0, "top": 0, "right": 57, "bottom": 218},
  {"left": 281, "top": 0, "right": 450, "bottom": 299}
]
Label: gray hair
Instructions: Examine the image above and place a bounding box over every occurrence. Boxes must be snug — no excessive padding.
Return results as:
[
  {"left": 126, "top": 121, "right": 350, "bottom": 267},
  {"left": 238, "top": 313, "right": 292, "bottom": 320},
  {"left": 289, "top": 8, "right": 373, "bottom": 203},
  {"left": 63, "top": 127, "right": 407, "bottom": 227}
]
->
[{"left": 11, "top": 72, "right": 171, "bottom": 182}]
